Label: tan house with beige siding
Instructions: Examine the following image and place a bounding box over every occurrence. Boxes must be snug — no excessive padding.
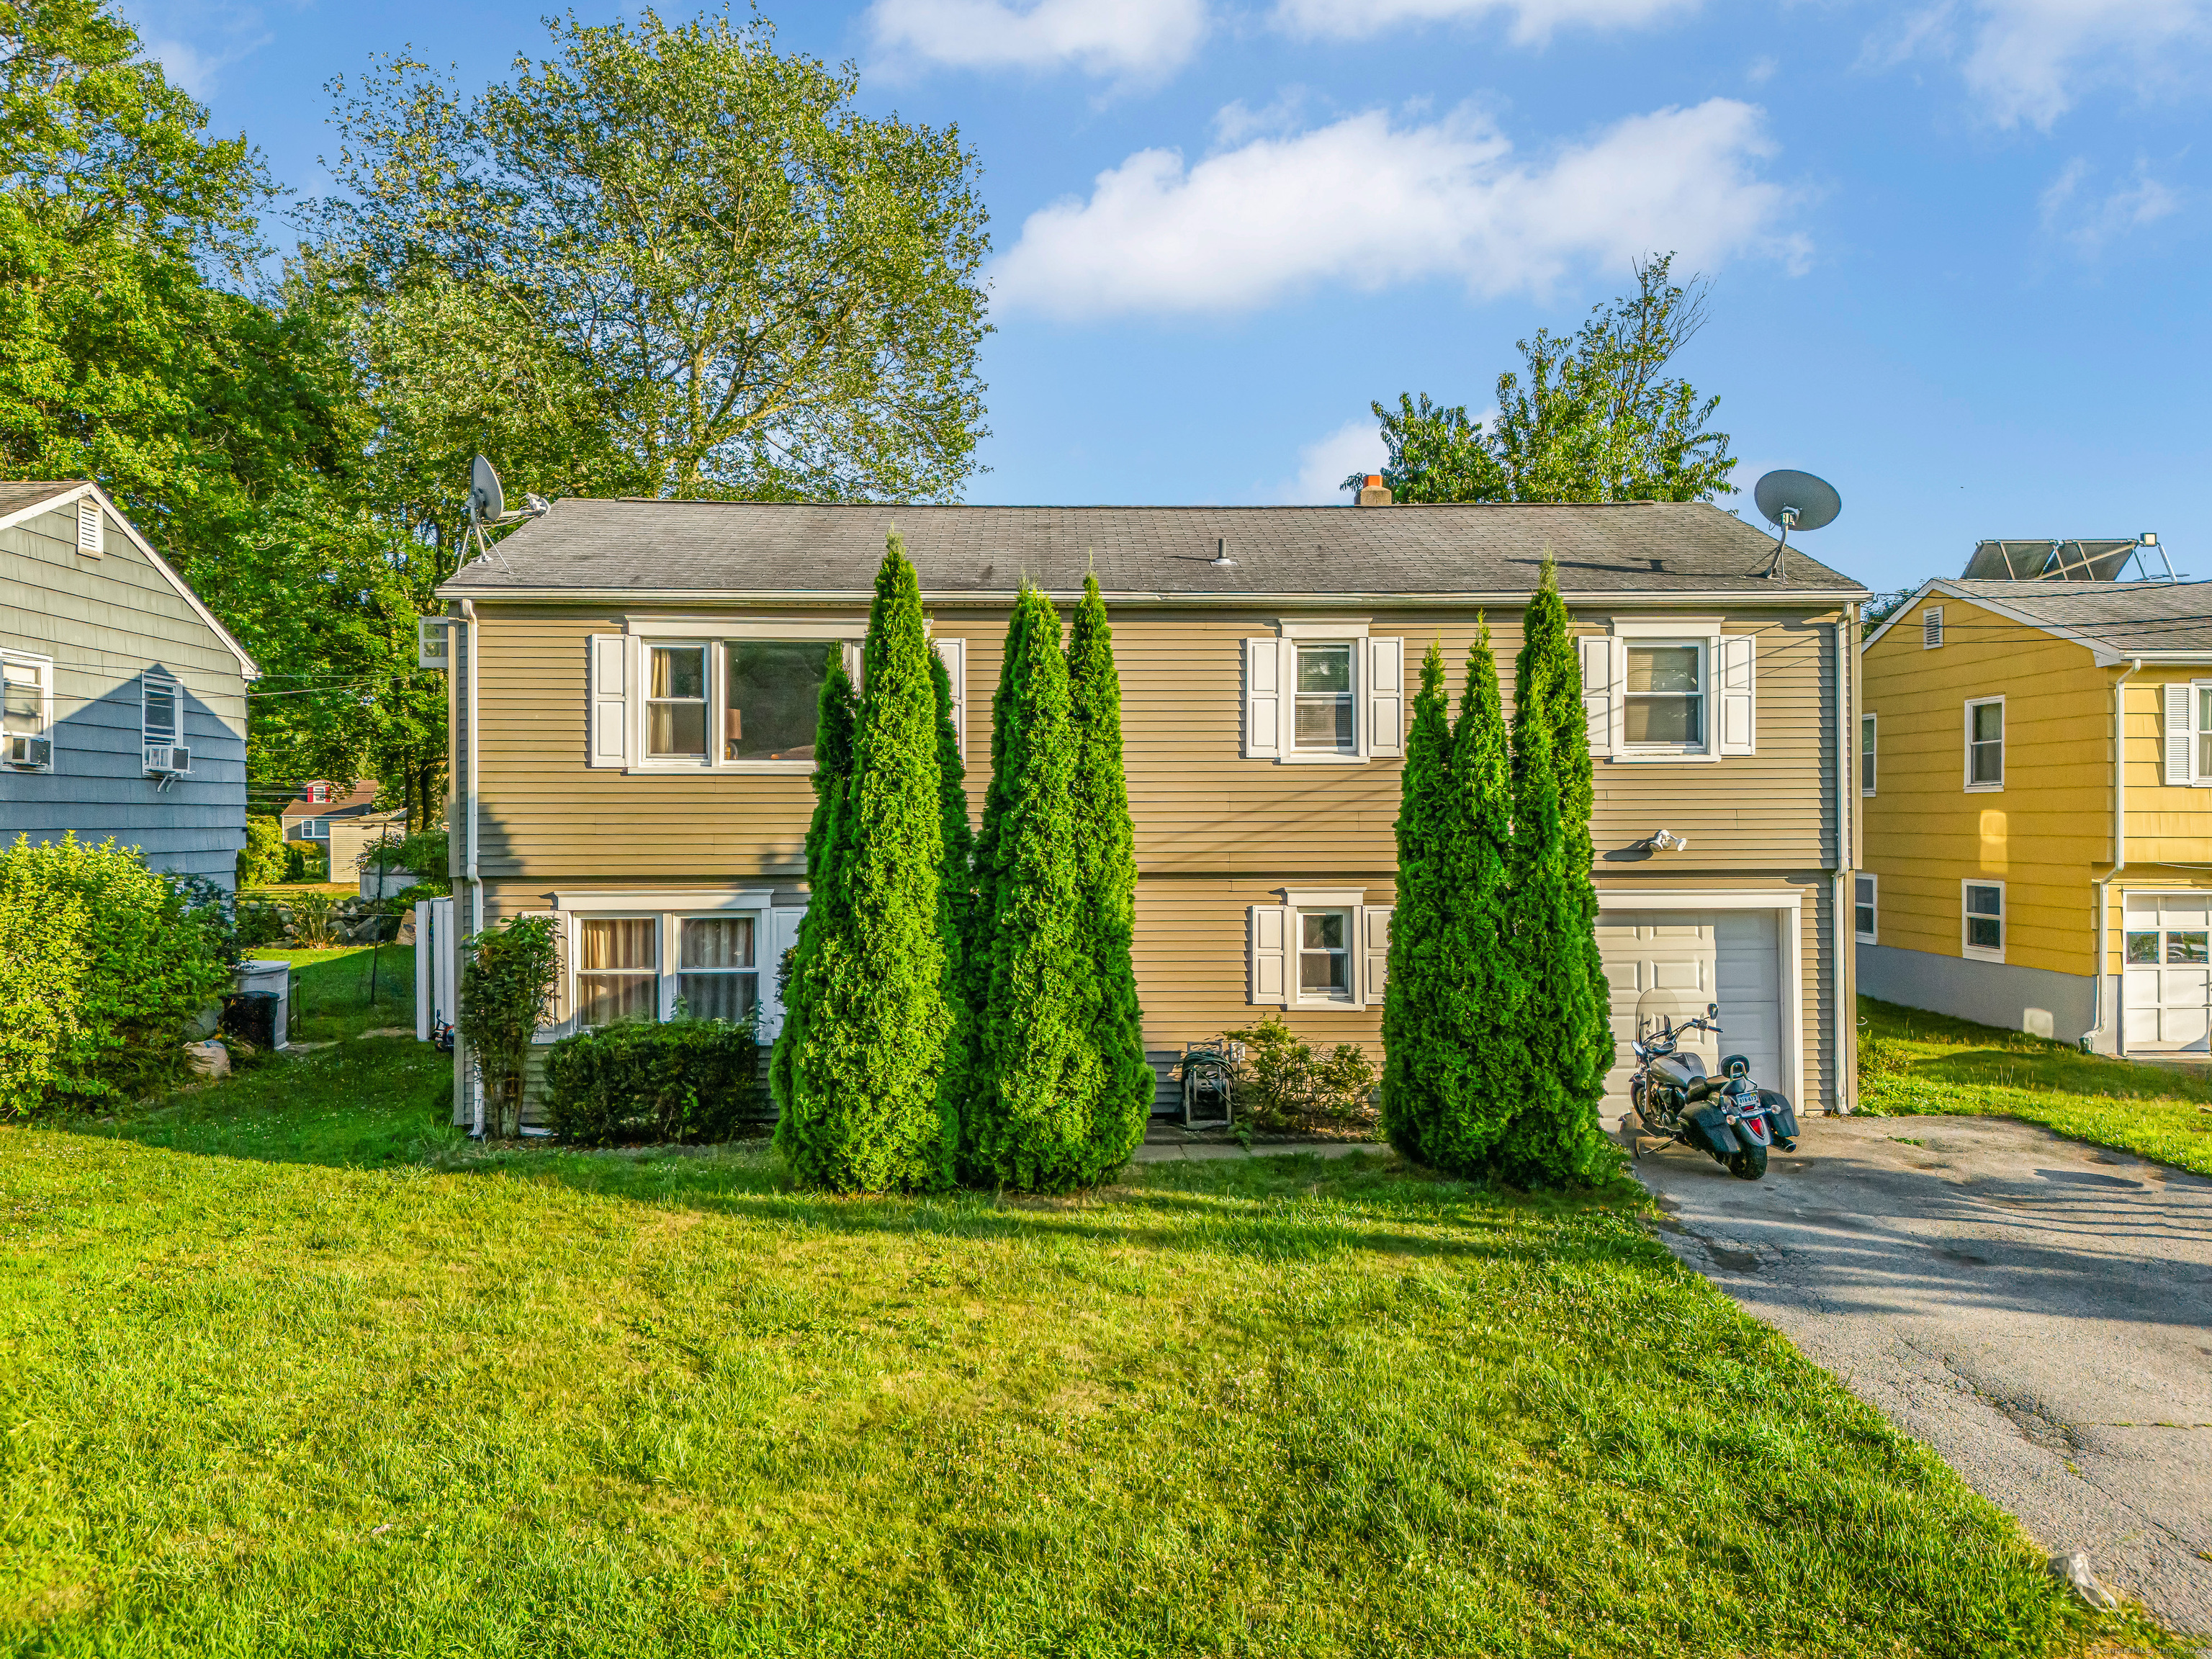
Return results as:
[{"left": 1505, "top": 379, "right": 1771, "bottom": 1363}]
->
[
  {"left": 438, "top": 498, "right": 1868, "bottom": 1126},
  {"left": 1860, "top": 575, "right": 2212, "bottom": 1053}
]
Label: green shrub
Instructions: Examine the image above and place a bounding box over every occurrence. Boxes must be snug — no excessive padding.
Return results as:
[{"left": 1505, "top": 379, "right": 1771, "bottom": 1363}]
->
[
  {"left": 290, "top": 892, "right": 339, "bottom": 947},
  {"left": 1221, "top": 1016, "right": 1379, "bottom": 1134},
  {"left": 0, "top": 835, "right": 232, "bottom": 1118},
  {"left": 238, "top": 817, "right": 287, "bottom": 888},
  {"left": 458, "top": 914, "right": 560, "bottom": 1139},
  {"left": 281, "top": 840, "right": 327, "bottom": 882},
  {"left": 546, "top": 1019, "right": 766, "bottom": 1144},
  {"left": 235, "top": 902, "right": 287, "bottom": 948},
  {"left": 1859, "top": 1034, "right": 1914, "bottom": 1079}
]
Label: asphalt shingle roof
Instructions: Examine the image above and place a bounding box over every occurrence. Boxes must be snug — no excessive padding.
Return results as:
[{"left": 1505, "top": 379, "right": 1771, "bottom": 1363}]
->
[
  {"left": 0, "top": 481, "right": 84, "bottom": 521},
  {"left": 1945, "top": 578, "right": 2212, "bottom": 652},
  {"left": 440, "top": 498, "right": 1866, "bottom": 601}
]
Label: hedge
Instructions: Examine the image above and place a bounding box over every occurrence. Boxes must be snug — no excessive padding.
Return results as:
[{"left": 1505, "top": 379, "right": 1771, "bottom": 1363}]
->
[{"left": 546, "top": 1020, "right": 767, "bottom": 1145}]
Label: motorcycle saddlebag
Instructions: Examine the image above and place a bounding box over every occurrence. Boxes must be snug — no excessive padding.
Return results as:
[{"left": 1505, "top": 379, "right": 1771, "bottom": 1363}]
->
[
  {"left": 1758, "top": 1090, "right": 1799, "bottom": 1142},
  {"left": 1682, "top": 1103, "right": 1740, "bottom": 1160}
]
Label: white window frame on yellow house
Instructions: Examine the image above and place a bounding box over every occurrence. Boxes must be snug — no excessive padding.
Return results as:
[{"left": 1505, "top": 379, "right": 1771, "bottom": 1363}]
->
[
  {"left": 531, "top": 889, "right": 807, "bottom": 1043},
  {"left": 1246, "top": 888, "right": 1394, "bottom": 1009},
  {"left": 1962, "top": 879, "right": 2005, "bottom": 963},
  {"left": 1578, "top": 619, "right": 1755, "bottom": 765},
  {"left": 2160, "top": 682, "right": 2212, "bottom": 787},
  {"left": 1963, "top": 695, "right": 2005, "bottom": 792},
  {"left": 1860, "top": 712, "right": 1876, "bottom": 796},
  {"left": 1241, "top": 621, "right": 1405, "bottom": 765},
  {"left": 1854, "top": 873, "right": 1877, "bottom": 943}
]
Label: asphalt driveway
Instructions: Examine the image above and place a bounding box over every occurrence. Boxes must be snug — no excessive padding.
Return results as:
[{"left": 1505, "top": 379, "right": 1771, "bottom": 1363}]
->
[{"left": 1624, "top": 1112, "right": 2212, "bottom": 1637}]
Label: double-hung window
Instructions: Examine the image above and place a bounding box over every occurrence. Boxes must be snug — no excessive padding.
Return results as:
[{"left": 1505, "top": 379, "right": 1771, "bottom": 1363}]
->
[
  {"left": 1248, "top": 889, "right": 1394, "bottom": 1009},
  {"left": 1964, "top": 697, "right": 2003, "bottom": 790},
  {"left": 678, "top": 916, "right": 758, "bottom": 1020},
  {"left": 1292, "top": 644, "right": 1356, "bottom": 753},
  {"left": 578, "top": 917, "right": 659, "bottom": 1027},
  {"left": 1861, "top": 714, "right": 1876, "bottom": 796},
  {"left": 646, "top": 646, "right": 709, "bottom": 760},
  {"left": 143, "top": 670, "right": 179, "bottom": 750},
  {"left": 1297, "top": 909, "right": 1354, "bottom": 1002},
  {"left": 1963, "top": 881, "right": 2004, "bottom": 961},
  {"left": 593, "top": 629, "right": 868, "bottom": 772},
  {"left": 1854, "top": 874, "right": 1877, "bottom": 943},
  {"left": 1241, "top": 627, "right": 1405, "bottom": 763},
  {"left": 1624, "top": 644, "right": 1704, "bottom": 750},
  {"left": 289, "top": 817, "right": 330, "bottom": 842},
  {"left": 2, "top": 651, "right": 54, "bottom": 768}
]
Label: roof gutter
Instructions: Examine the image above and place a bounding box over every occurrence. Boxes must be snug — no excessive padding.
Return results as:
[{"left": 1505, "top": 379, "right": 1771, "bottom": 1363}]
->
[{"left": 433, "top": 585, "right": 1874, "bottom": 608}]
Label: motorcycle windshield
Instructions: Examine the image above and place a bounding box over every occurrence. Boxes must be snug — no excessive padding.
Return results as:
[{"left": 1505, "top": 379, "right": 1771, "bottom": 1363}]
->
[{"left": 1635, "top": 986, "right": 1719, "bottom": 1075}]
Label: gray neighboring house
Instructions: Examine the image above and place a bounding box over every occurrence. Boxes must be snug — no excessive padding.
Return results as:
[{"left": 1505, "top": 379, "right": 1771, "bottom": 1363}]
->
[{"left": 1, "top": 481, "right": 258, "bottom": 890}]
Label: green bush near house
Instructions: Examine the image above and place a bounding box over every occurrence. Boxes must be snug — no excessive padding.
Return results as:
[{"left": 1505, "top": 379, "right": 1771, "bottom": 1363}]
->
[
  {"left": 546, "top": 1020, "right": 767, "bottom": 1145},
  {"left": 281, "top": 840, "right": 328, "bottom": 883},
  {"left": 238, "top": 815, "right": 287, "bottom": 887},
  {"left": 0, "top": 835, "right": 232, "bottom": 1118},
  {"left": 1223, "top": 1015, "right": 1379, "bottom": 1134}
]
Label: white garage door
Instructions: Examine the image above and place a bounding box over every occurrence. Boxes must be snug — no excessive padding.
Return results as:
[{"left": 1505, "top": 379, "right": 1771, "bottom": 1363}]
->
[
  {"left": 1598, "top": 910, "right": 1784, "bottom": 1112},
  {"left": 2123, "top": 893, "right": 2212, "bottom": 1052}
]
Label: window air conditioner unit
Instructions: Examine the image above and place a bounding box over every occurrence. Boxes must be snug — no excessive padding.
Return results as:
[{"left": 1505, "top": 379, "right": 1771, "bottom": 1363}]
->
[
  {"left": 145, "top": 744, "right": 192, "bottom": 775},
  {"left": 6, "top": 734, "right": 51, "bottom": 768}
]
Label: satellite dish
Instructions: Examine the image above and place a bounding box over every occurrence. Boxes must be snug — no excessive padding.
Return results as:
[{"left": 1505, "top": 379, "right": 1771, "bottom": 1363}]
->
[
  {"left": 1752, "top": 469, "right": 1840, "bottom": 582},
  {"left": 470, "top": 455, "right": 505, "bottom": 526},
  {"left": 1754, "top": 469, "right": 1841, "bottom": 534}
]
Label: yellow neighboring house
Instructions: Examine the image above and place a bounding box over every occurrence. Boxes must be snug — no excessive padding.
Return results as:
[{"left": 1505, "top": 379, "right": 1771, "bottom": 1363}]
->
[{"left": 1860, "top": 573, "right": 2212, "bottom": 1054}]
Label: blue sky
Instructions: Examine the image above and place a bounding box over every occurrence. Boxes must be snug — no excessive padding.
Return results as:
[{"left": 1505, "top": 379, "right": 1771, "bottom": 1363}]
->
[{"left": 121, "top": 0, "right": 2212, "bottom": 594}]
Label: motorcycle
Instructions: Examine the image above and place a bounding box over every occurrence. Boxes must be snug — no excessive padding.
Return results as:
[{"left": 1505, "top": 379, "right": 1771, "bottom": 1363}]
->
[{"left": 1627, "top": 990, "right": 1799, "bottom": 1180}]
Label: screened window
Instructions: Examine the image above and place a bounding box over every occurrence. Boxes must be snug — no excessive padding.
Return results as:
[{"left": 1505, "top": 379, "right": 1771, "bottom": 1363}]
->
[
  {"left": 1293, "top": 644, "right": 1354, "bottom": 751},
  {"left": 1624, "top": 644, "right": 1704, "bottom": 748},
  {"left": 678, "top": 917, "right": 758, "bottom": 1021},
  {"left": 289, "top": 817, "right": 330, "bottom": 841},
  {"left": 724, "top": 642, "right": 832, "bottom": 762},
  {"left": 579, "top": 917, "right": 658, "bottom": 1027},
  {"left": 1854, "top": 873, "right": 1876, "bottom": 943},
  {"left": 3, "top": 656, "right": 50, "bottom": 739},
  {"left": 1964, "top": 882, "right": 2004, "bottom": 959},
  {"left": 1298, "top": 909, "right": 1353, "bottom": 1002},
  {"left": 647, "top": 646, "right": 708, "bottom": 758},
  {"left": 1861, "top": 714, "right": 1876, "bottom": 795},
  {"left": 143, "top": 672, "right": 179, "bottom": 747},
  {"left": 1966, "top": 698, "right": 2003, "bottom": 788}
]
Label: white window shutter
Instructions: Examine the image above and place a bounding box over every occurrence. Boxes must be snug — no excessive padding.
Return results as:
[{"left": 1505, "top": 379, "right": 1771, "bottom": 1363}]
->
[
  {"left": 1244, "top": 639, "right": 1281, "bottom": 759},
  {"left": 588, "top": 635, "right": 629, "bottom": 768},
  {"left": 1360, "top": 905, "right": 1393, "bottom": 1007},
  {"left": 932, "top": 637, "right": 966, "bottom": 761},
  {"left": 514, "top": 912, "right": 570, "bottom": 1042},
  {"left": 1249, "top": 904, "right": 1290, "bottom": 1005},
  {"left": 761, "top": 904, "right": 807, "bottom": 1040},
  {"left": 1717, "top": 635, "right": 1755, "bottom": 755},
  {"left": 2167, "top": 683, "right": 2193, "bottom": 786},
  {"left": 1578, "top": 637, "right": 1615, "bottom": 756},
  {"left": 1367, "top": 638, "right": 1404, "bottom": 757}
]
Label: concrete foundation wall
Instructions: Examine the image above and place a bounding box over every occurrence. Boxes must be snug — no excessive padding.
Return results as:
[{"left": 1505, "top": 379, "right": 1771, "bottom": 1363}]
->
[{"left": 1857, "top": 941, "right": 2098, "bottom": 1046}]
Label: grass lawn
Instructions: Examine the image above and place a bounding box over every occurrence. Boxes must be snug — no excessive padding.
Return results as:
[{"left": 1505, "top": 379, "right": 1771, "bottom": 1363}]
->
[
  {"left": 1860, "top": 996, "right": 2212, "bottom": 1177},
  {"left": 0, "top": 955, "right": 2161, "bottom": 1656}
]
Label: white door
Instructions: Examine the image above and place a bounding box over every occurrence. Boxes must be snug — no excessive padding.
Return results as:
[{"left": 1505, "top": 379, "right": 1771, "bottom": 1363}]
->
[
  {"left": 2123, "top": 893, "right": 2212, "bottom": 1051},
  {"left": 1597, "top": 909, "right": 1784, "bottom": 1112}
]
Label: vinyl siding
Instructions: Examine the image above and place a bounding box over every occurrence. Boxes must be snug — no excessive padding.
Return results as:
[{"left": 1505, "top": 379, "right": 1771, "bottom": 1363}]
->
[
  {"left": 0, "top": 500, "right": 248, "bottom": 886},
  {"left": 454, "top": 594, "right": 1852, "bottom": 1113}
]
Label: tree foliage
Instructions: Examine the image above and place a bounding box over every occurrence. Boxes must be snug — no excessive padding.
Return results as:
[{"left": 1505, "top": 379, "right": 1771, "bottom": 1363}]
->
[
  {"left": 773, "top": 535, "right": 955, "bottom": 1192},
  {"left": 1498, "top": 560, "right": 1614, "bottom": 1188},
  {"left": 963, "top": 585, "right": 1102, "bottom": 1191},
  {"left": 457, "top": 914, "right": 559, "bottom": 1139},
  {"left": 1360, "top": 255, "right": 1735, "bottom": 505},
  {"left": 1063, "top": 574, "right": 1151, "bottom": 1179},
  {"left": 769, "top": 644, "right": 858, "bottom": 1126},
  {"left": 930, "top": 641, "right": 980, "bottom": 1138}
]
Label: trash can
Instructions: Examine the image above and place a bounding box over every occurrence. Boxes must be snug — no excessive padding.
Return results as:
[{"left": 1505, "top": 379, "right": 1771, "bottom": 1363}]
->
[{"left": 233, "top": 959, "right": 292, "bottom": 1049}]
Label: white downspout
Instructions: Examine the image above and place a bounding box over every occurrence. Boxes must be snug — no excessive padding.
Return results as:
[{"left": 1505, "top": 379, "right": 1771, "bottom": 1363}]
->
[
  {"left": 2085, "top": 657, "right": 2141, "bottom": 1053},
  {"left": 462, "top": 596, "right": 484, "bottom": 1136},
  {"left": 1834, "top": 608, "right": 1856, "bottom": 1112}
]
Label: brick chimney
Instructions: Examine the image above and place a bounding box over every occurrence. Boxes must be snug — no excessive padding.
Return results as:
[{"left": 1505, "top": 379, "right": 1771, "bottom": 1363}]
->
[{"left": 1357, "top": 473, "right": 1393, "bottom": 507}]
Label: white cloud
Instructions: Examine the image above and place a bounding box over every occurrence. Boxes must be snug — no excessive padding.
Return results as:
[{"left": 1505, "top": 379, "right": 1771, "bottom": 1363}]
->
[
  {"left": 1279, "top": 418, "right": 1388, "bottom": 504},
  {"left": 2039, "top": 156, "right": 2182, "bottom": 247},
  {"left": 866, "top": 0, "right": 1208, "bottom": 79},
  {"left": 992, "top": 100, "right": 1803, "bottom": 320},
  {"left": 122, "top": 4, "right": 272, "bottom": 100},
  {"left": 1871, "top": 0, "right": 2212, "bottom": 127},
  {"left": 1271, "top": 0, "right": 1701, "bottom": 47}
]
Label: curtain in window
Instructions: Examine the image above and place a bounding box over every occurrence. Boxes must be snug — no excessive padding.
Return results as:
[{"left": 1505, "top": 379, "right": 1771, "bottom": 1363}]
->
[{"left": 579, "top": 917, "right": 657, "bottom": 1025}]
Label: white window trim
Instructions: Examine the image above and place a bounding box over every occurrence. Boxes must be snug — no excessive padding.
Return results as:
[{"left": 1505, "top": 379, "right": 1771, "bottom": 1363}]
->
[
  {"left": 1, "top": 648, "right": 56, "bottom": 768},
  {"left": 571, "top": 910, "right": 665, "bottom": 1031},
  {"left": 1861, "top": 712, "right": 1876, "bottom": 798},
  {"left": 670, "top": 908, "right": 766, "bottom": 1023},
  {"left": 1593, "top": 885, "right": 1805, "bottom": 1117},
  {"left": 1253, "top": 888, "right": 1393, "bottom": 1010},
  {"left": 1853, "top": 872, "right": 1878, "bottom": 944},
  {"left": 622, "top": 627, "right": 862, "bottom": 775},
  {"left": 542, "top": 889, "right": 795, "bottom": 1043},
  {"left": 2170, "top": 680, "right": 2212, "bottom": 788},
  {"left": 1961, "top": 878, "right": 2005, "bottom": 963},
  {"left": 1607, "top": 621, "right": 1724, "bottom": 763},
  {"left": 1285, "top": 639, "right": 1363, "bottom": 763},
  {"left": 1277, "top": 619, "right": 1372, "bottom": 641},
  {"left": 1964, "top": 695, "right": 2005, "bottom": 793},
  {"left": 142, "top": 668, "right": 181, "bottom": 748}
]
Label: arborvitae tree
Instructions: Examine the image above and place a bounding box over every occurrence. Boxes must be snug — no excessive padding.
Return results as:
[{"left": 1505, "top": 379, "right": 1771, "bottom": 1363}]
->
[
  {"left": 1381, "top": 641, "right": 1456, "bottom": 1165},
  {"left": 930, "top": 643, "right": 980, "bottom": 1138},
  {"left": 769, "top": 646, "right": 856, "bottom": 1123},
  {"left": 1064, "top": 574, "right": 1151, "bottom": 1180},
  {"left": 1498, "top": 557, "right": 1614, "bottom": 1187},
  {"left": 965, "top": 585, "right": 1102, "bottom": 1191},
  {"left": 773, "top": 535, "right": 955, "bottom": 1192}
]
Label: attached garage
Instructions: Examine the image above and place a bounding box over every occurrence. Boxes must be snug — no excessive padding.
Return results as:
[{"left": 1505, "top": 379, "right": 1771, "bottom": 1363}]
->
[
  {"left": 2122, "top": 892, "right": 2212, "bottom": 1053},
  {"left": 1596, "top": 896, "right": 1801, "bottom": 1115}
]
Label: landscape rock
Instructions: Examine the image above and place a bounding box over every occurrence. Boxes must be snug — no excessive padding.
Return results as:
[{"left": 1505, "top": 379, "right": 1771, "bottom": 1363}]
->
[{"left": 182, "top": 1040, "right": 230, "bottom": 1080}]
